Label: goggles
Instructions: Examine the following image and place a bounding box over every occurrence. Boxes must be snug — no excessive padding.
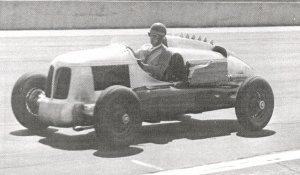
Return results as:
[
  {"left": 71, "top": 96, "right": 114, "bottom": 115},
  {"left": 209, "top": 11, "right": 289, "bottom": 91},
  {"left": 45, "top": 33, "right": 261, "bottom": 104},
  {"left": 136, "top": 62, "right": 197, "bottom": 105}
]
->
[{"left": 148, "top": 32, "right": 160, "bottom": 39}]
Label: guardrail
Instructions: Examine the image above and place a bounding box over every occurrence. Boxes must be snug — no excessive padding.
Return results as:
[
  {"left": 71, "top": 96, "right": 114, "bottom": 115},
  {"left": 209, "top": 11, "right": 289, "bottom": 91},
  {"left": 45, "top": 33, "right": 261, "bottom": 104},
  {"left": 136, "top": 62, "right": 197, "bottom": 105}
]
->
[{"left": 0, "top": 1, "right": 299, "bottom": 30}]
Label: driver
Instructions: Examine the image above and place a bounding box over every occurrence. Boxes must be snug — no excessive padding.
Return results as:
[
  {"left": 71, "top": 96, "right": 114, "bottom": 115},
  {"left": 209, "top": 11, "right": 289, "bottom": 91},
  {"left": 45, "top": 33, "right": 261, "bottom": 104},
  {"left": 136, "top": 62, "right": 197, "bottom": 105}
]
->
[{"left": 135, "top": 22, "right": 172, "bottom": 81}]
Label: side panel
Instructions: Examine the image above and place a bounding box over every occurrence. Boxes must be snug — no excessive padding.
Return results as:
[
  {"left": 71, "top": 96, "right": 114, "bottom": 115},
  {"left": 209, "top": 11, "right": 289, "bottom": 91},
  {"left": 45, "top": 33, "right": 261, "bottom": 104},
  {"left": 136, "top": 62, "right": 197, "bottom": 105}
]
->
[
  {"left": 136, "top": 86, "right": 195, "bottom": 121},
  {"left": 136, "top": 86, "right": 237, "bottom": 121},
  {"left": 129, "top": 64, "right": 172, "bottom": 88},
  {"left": 188, "top": 60, "right": 228, "bottom": 85},
  {"left": 91, "top": 65, "right": 130, "bottom": 90},
  {"left": 193, "top": 87, "right": 237, "bottom": 112},
  {"left": 68, "top": 67, "right": 96, "bottom": 102}
]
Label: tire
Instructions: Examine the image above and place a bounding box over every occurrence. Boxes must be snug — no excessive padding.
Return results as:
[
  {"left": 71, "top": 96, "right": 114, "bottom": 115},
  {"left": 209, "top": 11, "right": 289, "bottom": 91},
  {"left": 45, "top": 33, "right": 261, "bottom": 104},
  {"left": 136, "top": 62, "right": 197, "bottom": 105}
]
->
[
  {"left": 235, "top": 76, "right": 274, "bottom": 131},
  {"left": 94, "top": 85, "right": 142, "bottom": 148},
  {"left": 11, "top": 72, "right": 48, "bottom": 130}
]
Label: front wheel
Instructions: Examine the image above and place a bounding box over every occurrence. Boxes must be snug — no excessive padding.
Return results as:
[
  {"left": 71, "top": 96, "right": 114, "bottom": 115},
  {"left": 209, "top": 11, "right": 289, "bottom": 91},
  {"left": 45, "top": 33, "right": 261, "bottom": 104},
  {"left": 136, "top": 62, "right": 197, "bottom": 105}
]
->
[
  {"left": 11, "top": 72, "right": 48, "bottom": 130},
  {"left": 94, "top": 86, "right": 142, "bottom": 148},
  {"left": 235, "top": 76, "right": 274, "bottom": 131}
]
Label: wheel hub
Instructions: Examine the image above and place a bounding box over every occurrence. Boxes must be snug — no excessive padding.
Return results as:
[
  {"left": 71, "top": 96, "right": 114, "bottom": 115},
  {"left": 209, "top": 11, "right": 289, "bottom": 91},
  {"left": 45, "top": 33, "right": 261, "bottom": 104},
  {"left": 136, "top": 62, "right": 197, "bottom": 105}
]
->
[
  {"left": 258, "top": 100, "right": 266, "bottom": 110},
  {"left": 122, "top": 113, "right": 130, "bottom": 125},
  {"left": 25, "top": 88, "right": 45, "bottom": 117}
]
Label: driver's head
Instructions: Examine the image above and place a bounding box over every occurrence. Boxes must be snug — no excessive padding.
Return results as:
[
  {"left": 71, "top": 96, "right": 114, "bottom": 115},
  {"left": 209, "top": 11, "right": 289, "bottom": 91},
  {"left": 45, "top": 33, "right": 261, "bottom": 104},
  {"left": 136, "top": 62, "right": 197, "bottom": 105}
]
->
[{"left": 148, "top": 22, "right": 167, "bottom": 47}]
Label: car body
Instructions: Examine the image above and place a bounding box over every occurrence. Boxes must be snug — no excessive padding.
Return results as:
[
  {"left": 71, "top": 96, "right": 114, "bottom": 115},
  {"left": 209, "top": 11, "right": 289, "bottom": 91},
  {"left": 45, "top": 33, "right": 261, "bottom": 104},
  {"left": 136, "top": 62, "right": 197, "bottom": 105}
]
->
[{"left": 11, "top": 34, "right": 274, "bottom": 147}]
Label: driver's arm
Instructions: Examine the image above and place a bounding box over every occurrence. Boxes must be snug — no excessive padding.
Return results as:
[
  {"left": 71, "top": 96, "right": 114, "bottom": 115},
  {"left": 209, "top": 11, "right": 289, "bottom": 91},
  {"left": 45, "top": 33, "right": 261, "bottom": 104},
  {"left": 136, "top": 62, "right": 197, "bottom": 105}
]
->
[
  {"left": 138, "top": 57, "right": 170, "bottom": 80},
  {"left": 135, "top": 44, "right": 151, "bottom": 60},
  {"left": 141, "top": 62, "right": 168, "bottom": 78}
]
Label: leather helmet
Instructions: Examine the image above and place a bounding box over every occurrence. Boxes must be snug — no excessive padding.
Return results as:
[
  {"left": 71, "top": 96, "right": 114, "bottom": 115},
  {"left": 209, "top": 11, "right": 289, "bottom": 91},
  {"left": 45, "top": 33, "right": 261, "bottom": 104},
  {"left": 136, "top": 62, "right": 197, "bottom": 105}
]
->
[{"left": 149, "top": 23, "right": 167, "bottom": 36}]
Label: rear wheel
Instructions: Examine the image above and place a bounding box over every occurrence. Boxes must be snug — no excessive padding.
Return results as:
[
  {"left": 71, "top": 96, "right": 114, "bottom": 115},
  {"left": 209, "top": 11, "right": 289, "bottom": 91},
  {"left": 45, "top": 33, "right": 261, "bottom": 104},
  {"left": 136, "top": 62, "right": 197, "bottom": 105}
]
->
[
  {"left": 11, "top": 73, "right": 48, "bottom": 130},
  {"left": 94, "top": 86, "right": 142, "bottom": 148},
  {"left": 235, "top": 76, "right": 274, "bottom": 131}
]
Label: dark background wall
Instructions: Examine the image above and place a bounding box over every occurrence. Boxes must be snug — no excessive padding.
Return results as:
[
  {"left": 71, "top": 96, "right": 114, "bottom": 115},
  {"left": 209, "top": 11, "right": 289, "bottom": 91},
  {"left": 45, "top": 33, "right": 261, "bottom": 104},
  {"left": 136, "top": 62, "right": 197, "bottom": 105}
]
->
[{"left": 0, "top": 1, "right": 299, "bottom": 30}]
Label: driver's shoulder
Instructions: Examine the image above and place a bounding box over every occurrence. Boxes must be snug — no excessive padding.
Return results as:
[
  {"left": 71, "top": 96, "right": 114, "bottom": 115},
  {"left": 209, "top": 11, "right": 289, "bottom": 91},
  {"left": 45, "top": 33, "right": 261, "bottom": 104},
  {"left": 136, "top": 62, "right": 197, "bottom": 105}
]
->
[{"left": 161, "top": 44, "right": 173, "bottom": 56}]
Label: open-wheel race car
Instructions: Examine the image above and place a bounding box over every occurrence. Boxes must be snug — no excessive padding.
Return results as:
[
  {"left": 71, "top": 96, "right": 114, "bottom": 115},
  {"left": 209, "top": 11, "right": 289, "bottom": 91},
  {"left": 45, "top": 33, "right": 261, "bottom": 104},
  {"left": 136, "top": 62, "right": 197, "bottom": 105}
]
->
[{"left": 11, "top": 34, "right": 274, "bottom": 148}]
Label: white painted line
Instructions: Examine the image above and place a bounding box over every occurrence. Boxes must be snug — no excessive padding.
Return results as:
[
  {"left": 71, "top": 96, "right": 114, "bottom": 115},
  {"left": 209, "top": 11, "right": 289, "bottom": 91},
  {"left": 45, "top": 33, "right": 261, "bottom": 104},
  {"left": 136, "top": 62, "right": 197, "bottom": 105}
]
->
[
  {"left": 132, "top": 160, "right": 164, "bottom": 171},
  {"left": 143, "top": 121, "right": 180, "bottom": 126},
  {"left": 145, "top": 149, "right": 300, "bottom": 175}
]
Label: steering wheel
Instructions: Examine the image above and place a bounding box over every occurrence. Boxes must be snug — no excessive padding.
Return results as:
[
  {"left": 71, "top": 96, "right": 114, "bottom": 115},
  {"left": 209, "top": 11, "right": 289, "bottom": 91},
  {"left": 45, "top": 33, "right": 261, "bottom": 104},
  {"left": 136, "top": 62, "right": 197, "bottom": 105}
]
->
[
  {"left": 125, "top": 46, "right": 138, "bottom": 58},
  {"left": 125, "top": 46, "right": 145, "bottom": 68}
]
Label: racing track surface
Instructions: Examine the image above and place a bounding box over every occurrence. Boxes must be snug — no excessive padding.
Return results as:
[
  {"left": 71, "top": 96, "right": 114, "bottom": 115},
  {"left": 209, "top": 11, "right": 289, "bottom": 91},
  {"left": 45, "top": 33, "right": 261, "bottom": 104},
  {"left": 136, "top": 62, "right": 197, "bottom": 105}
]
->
[{"left": 0, "top": 27, "right": 300, "bottom": 175}]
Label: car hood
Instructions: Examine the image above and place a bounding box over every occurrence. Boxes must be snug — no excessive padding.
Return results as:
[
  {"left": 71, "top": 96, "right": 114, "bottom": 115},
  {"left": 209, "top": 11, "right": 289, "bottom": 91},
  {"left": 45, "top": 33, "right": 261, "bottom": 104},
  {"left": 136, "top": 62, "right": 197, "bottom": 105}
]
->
[{"left": 51, "top": 44, "right": 136, "bottom": 68}]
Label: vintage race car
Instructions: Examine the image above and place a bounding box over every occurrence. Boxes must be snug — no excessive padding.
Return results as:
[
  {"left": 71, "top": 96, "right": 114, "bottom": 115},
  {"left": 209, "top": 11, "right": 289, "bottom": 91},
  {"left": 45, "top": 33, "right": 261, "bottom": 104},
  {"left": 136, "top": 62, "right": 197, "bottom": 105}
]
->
[{"left": 11, "top": 34, "right": 274, "bottom": 148}]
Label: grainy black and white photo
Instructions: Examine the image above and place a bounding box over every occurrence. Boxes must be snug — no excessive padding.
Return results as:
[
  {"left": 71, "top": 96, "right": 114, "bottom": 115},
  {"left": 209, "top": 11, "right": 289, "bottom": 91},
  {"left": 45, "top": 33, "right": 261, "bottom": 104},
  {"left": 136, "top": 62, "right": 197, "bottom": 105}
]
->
[{"left": 1, "top": 0, "right": 300, "bottom": 175}]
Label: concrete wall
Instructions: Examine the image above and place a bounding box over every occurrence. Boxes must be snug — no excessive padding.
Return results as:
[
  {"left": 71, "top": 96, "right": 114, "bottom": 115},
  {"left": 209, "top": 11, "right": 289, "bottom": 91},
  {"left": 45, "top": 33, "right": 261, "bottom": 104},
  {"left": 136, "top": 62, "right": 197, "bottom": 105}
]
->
[{"left": 0, "top": 1, "right": 300, "bottom": 30}]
